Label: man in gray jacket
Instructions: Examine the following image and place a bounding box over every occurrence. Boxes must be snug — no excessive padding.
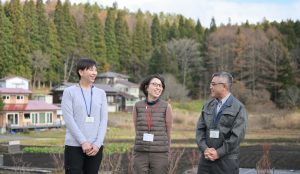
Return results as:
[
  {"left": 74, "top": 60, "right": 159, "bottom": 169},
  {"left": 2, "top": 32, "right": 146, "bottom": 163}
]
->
[{"left": 196, "top": 72, "right": 247, "bottom": 174}]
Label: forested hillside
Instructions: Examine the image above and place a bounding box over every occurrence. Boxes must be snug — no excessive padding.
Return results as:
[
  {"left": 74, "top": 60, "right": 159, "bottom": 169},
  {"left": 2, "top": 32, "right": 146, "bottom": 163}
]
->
[{"left": 0, "top": 0, "right": 299, "bottom": 107}]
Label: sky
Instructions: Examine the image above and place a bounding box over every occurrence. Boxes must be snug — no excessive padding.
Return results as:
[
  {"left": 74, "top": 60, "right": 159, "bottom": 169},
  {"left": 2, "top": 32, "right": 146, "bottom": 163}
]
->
[{"left": 69, "top": 0, "right": 300, "bottom": 27}]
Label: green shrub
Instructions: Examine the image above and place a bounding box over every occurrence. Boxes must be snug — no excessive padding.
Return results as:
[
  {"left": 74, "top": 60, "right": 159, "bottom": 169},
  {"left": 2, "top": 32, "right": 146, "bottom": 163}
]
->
[
  {"left": 104, "top": 143, "right": 132, "bottom": 155},
  {"left": 172, "top": 100, "right": 204, "bottom": 113},
  {"left": 23, "top": 146, "right": 63, "bottom": 153}
]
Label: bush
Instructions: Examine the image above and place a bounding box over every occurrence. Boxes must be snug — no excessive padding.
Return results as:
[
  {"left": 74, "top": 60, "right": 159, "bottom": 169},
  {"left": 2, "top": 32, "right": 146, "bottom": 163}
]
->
[
  {"left": 104, "top": 143, "right": 132, "bottom": 155},
  {"left": 23, "top": 146, "right": 63, "bottom": 153},
  {"left": 172, "top": 100, "right": 203, "bottom": 113}
]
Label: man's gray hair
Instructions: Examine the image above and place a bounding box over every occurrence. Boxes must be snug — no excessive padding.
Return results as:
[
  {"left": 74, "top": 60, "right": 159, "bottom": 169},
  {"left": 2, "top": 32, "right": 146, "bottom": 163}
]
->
[{"left": 212, "top": 71, "right": 233, "bottom": 89}]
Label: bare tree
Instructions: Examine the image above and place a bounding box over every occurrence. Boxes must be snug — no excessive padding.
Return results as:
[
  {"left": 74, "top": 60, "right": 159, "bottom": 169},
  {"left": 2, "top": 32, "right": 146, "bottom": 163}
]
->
[
  {"left": 29, "top": 50, "right": 50, "bottom": 89},
  {"left": 63, "top": 53, "right": 79, "bottom": 83},
  {"left": 163, "top": 73, "right": 189, "bottom": 101},
  {"left": 206, "top": 25, "right": 238, "bottom": 73},
  {"left": 235, "top": 27, "right": 269, "bottom": 93},
  {"left": 167, "top": 38, "right": 201, "bottom": 87}
]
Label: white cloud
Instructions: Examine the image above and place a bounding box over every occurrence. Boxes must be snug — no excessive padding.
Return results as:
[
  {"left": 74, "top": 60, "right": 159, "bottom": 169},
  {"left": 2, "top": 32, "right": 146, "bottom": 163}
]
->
[{"left": 69, "top": 0, "right": 300, "bottom": 27}]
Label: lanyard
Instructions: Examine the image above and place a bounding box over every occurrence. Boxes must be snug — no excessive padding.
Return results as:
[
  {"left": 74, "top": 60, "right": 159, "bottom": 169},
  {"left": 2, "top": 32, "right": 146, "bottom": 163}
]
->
[
  {"left": 145, "top": 102, "right": 159, "bottom": 131},
  {"left": 79, "top": 85, "right": 93, "bottom": 117}
]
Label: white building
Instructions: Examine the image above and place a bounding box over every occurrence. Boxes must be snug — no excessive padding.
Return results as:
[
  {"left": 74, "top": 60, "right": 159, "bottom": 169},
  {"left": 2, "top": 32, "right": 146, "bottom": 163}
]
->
[{"left": 0, "top": 76, "right": 30, "bottom": 90}]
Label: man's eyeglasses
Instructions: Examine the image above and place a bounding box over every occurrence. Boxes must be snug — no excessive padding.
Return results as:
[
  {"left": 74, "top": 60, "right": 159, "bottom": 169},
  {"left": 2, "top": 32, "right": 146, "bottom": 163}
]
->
[
  {"left": 210, "top": 82, "right": 226, "bottom": 87},
  {"left": 150, "top": 82, "right": 163, "bottom": 88}
]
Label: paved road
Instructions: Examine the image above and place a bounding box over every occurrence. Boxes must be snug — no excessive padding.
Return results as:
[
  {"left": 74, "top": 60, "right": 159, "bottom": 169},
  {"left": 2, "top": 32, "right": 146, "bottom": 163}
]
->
[
  {"left": 0, "top": 134, "right": 30, "bottom": 141},
  {"left": 184, "top": 168, "right": 300, "bottom": 174}
]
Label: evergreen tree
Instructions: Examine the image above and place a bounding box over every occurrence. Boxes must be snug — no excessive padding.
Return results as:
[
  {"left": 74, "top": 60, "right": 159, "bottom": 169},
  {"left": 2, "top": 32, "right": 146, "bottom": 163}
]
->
[
  {"left": 168, "top": 21, "right": 179, "bottom": 40},
  {"left": 294, "top": 20, "right": 300, "bottom": 38},
  {"left": 148, "top": 47, "right": 163, "bottom": 74},
  {"left": 143, "top": 20, "right": 152, "bottom": 57},
  {"left": 132, "top": 10, "right": 146, "bottom": 60},
  {"left": 161, "top": 19, "right": 170, "bottom": 41},
  {"left": 7, "top": 0, "right": 31, "bottom": 78},
  {"left": 210, "top": 17, "right": 217, "bottom": 32},
  {"left": 91, "top": 11, "right": 107, "bottom": 70},
  {"left": 46, "top": 19, "right": 62, "bottom": 85},
  {"left": 151, "top": 14, "right": 162, "bottom": 47},
  {"left": 54, "top": 0, "right": 78, "bottom": 82},
  {"left": 23, "top": 0, "right": 39, "bottom": 51},
  {"left": 178, "top": 15, "right": 186, "bottom": 38},
  {"left": 115, "top": 10, "right": 131, "bottom": 73},
  {"left": 184, "top": 18, "right": 197, "bottom": 38},
  {"left": 148, "top": 44, "right": 174, "bottom": 75},
  {"left": 81, "top": 5, "right": 106, "bottom": 70},
  {"left": 36, "top": 0, "right": 49, "bottom": 52},
  {"left": 105, "top": 8, "right": 119, "bottom": 70},
  {"left": 131, "top": 10, "right": 150, "bottom": 80},
  {"left": 80, "top": 4, "right": 94, "bottom": 58},
  {"left": 0, "top": 3, "right": 14, "bottom": 77},
  {"left": 54, "top": 0, "right": 77, "bottom": 57},
  {"left": 195, "top": 19, "right": 204, "bottom": 43}
]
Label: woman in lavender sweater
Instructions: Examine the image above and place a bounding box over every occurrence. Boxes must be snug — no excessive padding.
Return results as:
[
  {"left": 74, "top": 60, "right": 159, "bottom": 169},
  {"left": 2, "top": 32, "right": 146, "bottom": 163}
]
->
[{"left": 61, "top": 58, "right": 108, "bottom": 174}]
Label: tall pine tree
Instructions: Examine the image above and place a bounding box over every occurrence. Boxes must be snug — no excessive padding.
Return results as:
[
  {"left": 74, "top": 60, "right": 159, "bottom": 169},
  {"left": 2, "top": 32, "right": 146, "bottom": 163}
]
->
[
  {"left": 23, "top": 0, "right": 39, "bottom": 51},
  {"left": 0, "top": 3, "right": 14, "bottom": 77},
  {"left": 151, "top": 14, "right": 162, "bottom": 48},
  {"left": 54, "top": 0, "right": 78, "bottom": 82},
  {"left": 105, "top": 8, "right": 119, "bottom": 70},
  {"left": 115, "top": 10, "right": 132, "bottom": 73},
  {"left": 7, "top": 0, "right": 31, "bottom": 77},
  {"left": 36, "top": 0, "right": 49, "bottom": 52}
]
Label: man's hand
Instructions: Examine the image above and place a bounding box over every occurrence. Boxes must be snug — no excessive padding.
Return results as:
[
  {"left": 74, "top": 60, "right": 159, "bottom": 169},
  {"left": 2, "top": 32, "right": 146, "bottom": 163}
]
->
[
  {"left": 204, "top": 148, "right": 219, "bottom": 161},
  {"left": 81, "top": 142, "right": 92, "bottom": 154},
  {"left": 86, "top": 144, "right": 99, "bottom": 156}
]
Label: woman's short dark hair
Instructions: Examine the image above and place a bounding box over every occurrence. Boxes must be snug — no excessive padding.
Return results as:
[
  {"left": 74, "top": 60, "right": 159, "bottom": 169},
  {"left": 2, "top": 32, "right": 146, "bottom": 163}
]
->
[
  {"left": 139, "top": 74, "right": 165, "bottom": 97},
  {"left": 76, "top": 58, "right": 96, "bottom": 79}
]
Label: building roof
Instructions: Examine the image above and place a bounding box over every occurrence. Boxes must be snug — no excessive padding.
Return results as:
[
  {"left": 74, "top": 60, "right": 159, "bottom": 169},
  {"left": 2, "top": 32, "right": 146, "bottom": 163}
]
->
[
  {"left": 51, "top": 83, "right": 118, "bottom": 93},
  {"left": 115, "top": 80, "right": 139, "bottom": 88},
  {"left": 25, "top": 100, "right": 60, "bottom": 111},
  {"left": 117, "top": 92, "right": 138, "bottom": 99},
  {"left": 0, "top": 88, "right": 32, "bottom": 94},
  {"left": 93, "top": 84, "right": 118, "bottom": 93},
  {"left": 97, "top": 72, "right": 129, "bottom": 79},
  {"left": 51, "top": 82, "right": 76, "bottom": 91},
  {"left": 3, "top": 100, "right": 60, "bottom": 111},
  {"left": 0, "top": 76, "right": 29, "bottom": 82}
]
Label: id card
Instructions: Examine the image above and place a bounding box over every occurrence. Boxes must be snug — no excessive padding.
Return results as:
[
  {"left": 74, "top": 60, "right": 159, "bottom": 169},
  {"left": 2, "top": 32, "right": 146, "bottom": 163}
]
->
[
  {"left": 143, "top": 133, "right": 154, "bottom": 142},
  {"left": 85, "top": 117, "right": 94, "bottom": 123},
  {"left": 209, "top": 129, "right": 219, "bottom": 138}
]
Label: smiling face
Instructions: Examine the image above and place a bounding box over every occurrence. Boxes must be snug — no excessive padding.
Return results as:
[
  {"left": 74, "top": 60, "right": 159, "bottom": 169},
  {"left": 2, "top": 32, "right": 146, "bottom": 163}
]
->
[
  {"left": 79, "top": 65, "right": 97, "bottom": 84},
  {"left": 210, "top": 76, "right": 229, "bottom": 99},
  {"left": 146, "top": 78, "right": 163, "bottom": 101}
]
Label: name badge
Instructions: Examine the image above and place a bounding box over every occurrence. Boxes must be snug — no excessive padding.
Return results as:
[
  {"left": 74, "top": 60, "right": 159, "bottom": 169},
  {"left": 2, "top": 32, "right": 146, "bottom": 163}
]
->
[
  {"left": 143, "top": 133, "right": 154, "bottom": 142},
  {"left": 209, "top": 129, "right": 219, "bottom": 139},
  {"left": 85, "top": 117, "right": 94, "bottom": 123}
]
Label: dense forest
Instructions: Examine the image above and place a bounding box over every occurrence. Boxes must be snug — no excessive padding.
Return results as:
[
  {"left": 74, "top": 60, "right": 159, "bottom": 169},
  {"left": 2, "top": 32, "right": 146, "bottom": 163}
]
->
[{"left": 0, "top": 0, "right": 299, "bottom": 108}]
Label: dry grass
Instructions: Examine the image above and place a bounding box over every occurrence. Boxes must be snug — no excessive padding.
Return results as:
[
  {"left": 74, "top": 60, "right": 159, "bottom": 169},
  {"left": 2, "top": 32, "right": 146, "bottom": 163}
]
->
[
  {"left": 245, "top": 129, "right": 300, "bottom": 140},
  {"left": 248, "top": 109, "right": 300, "bottom": 130},
  {"left": 6, "top": 104, "right": 299, "bottom": 147},
  {"left": 270, "top": 112, "right": 300, "bottom": 129}
]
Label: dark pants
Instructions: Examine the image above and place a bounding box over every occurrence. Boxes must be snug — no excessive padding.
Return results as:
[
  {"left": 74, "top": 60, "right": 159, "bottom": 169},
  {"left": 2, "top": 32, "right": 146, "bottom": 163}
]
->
[
  {"left": 197, "top": 156, "right": 239, "bottom": 174},
  {"left": 133, "top": 151, "right": 169, "bottom": 174},
  {"left": 64, "top": 145, "right": 103, "bottom": 174}
]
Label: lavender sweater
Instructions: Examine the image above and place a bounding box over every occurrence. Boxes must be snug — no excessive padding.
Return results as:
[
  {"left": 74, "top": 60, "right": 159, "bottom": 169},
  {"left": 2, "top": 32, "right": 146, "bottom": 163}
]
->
[{"left": 61, "top": 85, "right": 108, "bottom": 148}]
